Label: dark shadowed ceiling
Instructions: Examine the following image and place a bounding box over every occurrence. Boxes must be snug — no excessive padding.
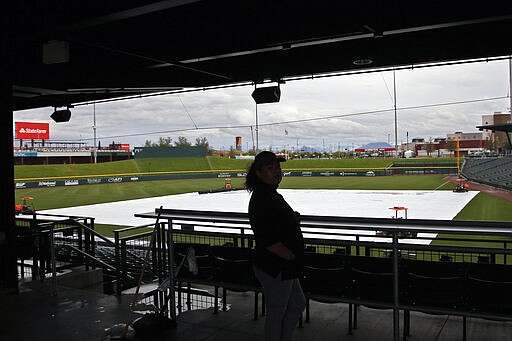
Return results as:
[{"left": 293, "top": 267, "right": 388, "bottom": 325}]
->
[{"left": 10, "top": 0, "right": 512, "bottom": 111}]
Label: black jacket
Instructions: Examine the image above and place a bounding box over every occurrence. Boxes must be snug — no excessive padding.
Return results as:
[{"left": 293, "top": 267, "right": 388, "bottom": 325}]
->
[{"left": 248, "top": 183, "right": 304, "bottom": 279}]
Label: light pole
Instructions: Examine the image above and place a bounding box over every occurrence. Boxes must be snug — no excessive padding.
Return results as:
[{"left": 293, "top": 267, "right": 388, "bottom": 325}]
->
[
  {"left": 255, "top": 103, "right": 259, "bottom": 152},
  {"left": 93, "top": 103, "right": 97, "bottom": 164},
  {"left": 393, "top": 70, "right": 398, "bottom": 157}
]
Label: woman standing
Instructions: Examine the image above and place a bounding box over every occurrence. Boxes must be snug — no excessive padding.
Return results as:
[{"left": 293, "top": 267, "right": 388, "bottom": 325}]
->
[{"left": 245, "top": 151, "right": 305, "bottom": 341}]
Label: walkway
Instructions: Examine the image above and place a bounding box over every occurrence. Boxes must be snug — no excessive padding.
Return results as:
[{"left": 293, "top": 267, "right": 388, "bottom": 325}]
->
[{"left": 2, "top": 280, "right": 512, "bottom": 341}]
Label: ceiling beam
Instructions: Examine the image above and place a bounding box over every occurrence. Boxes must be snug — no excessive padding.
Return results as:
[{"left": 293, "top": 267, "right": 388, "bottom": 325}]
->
[{"left": 63, "top": 0, "right": 204, "bottom": 31}]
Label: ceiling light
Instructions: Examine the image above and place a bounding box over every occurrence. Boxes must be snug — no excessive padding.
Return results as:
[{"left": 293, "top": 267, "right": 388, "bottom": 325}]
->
[{"left": 353, "top": 59, "right": 373, "bottom": 66}]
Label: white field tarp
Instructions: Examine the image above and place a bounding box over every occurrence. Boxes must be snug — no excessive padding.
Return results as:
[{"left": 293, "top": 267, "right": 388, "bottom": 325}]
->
[{"left": 40, "top": 189, "right": 478, "bottom": 245}]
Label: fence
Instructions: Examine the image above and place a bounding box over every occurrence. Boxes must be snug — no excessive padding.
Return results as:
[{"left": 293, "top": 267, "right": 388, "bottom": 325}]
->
[
  {"left": 135, "top": 208, "right": 512, "bottom": 341},
  {"left": 15, "top": 209, "right": 512, "bottom": 341}
]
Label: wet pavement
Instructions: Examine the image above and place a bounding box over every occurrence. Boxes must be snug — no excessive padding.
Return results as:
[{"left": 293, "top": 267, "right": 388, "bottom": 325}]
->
[{"left": 2, "top": 280, "right": 512, "bottom": 341}]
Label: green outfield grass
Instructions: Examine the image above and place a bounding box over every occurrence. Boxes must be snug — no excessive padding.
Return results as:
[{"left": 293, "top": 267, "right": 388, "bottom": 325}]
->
[
  {"left": 280, "top": 175, "right": 452, "bottom": 190},
  {"left": 14, "top": 156, "right": 511, "bottom": 238}
]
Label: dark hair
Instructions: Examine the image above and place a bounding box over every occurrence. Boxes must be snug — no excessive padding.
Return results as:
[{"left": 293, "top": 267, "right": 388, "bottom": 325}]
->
[
  {"left": 244, "top": 151, "right": 285, "bottom": 192},
  {"left": 245, "top": 161, "right": 260, "bottom": 192}
]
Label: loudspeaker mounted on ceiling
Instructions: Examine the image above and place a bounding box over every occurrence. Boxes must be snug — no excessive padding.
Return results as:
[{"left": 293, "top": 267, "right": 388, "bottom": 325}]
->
[
  {"left": 251, "top": 86, "right": 281, "bottom": 104},
  {"left": 51, "top": 109, "right": 71, "bottom": 122}
]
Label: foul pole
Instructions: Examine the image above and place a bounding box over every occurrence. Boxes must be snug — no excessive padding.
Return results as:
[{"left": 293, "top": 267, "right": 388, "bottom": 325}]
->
[{"left": 456, "top": 134, "right": 460, "bottom": 175}]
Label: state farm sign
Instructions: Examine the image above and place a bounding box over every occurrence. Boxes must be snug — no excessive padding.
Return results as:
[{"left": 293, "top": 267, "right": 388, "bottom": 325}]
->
[{"left": 16, "top": 122, "right": 50, "bottom": 140}]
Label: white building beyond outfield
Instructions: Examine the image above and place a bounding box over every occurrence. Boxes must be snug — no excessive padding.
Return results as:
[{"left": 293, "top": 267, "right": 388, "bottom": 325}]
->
[{"left": 41, "top": 189, "right": 478, "bottom": 244}]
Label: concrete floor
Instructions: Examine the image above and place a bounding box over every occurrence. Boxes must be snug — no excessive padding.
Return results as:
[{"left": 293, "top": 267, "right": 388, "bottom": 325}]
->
[{"left": 2, "top": 280, "right": 512, "bottom": 341}]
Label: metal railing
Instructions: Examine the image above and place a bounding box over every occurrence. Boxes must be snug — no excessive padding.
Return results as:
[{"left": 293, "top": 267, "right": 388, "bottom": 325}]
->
[
  {"left": 15, "top": 214, "right": 96, "bottom": 281},
  {"left": 15, "top": 208, "right": 512, "bottom": 341},
  {"left": 134, "top": 207, "right": 512, "bottom": 341}
]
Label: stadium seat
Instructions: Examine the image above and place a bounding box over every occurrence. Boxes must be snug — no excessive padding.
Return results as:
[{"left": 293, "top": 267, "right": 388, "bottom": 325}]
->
[
  {"left": 173, "top": 243, "right": 215, "bottom": 282},
  {"left": 466, "top": 263, "right": 512, "bottom": 317},
  {"left": 461, "top": 156, "right": 512, "bottom": 191},
  {"left": 173, "top": 243, "right": 216, "bottom": 313},
  {"left": 302, "top": 252, "right": 353, "bottom": 333},
  {"left": 209, "top": 245, "right": 262, "bottom": 320},
  {"left": 401, "top": 260, "right": 467, "bottom": 339},
  {"left": 350, "top": 256, "right": 395, "bottom": 307},
  {"left": 349, "top": 256, "right": 404, "bottom": 336}
]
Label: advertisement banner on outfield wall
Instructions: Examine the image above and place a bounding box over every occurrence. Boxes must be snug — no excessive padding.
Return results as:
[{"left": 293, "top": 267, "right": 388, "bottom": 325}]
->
[
  {"left": 16, "top": 171, "right": 366, "bottom": 188},
  {"left": 13, "top": 167, "right": 456, "bottom": 189},
  {"left": 15, "top": 122, "right": 50, "bottom": 140}
]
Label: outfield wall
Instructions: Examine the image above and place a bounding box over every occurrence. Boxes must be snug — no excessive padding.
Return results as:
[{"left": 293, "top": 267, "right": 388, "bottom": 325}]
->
[
  {"left": 14, "top": 166, "right": 457, "bottom": 189},
  {"left": 133, "top": 146, "right": 206, "bottom": 158}
]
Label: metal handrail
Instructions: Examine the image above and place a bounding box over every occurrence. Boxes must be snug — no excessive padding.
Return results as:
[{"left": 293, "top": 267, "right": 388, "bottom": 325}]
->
[
  {"left": 135, "top": 207, "right": 512, "bottom": 341},
  {"left": 138, "top": 208, "right": 512, "bottom": 236},
  {"left": 58, "top": 244, "right": 118, "bottom": 272},
  {"left": 17, "top": 207, "right": 512, "bottom": 341},
  {"left": 62, "top": 218, "right": 114, "bottom": 246}
]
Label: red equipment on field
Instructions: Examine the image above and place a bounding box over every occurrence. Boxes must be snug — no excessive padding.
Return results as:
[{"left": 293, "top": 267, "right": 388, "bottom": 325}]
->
[
  {"left": 224, "top": 178, "right": 232, "bottom": 189},
  {"left": 15, "top": 196, "right": 36, "bottom": 215},
  {"left": 453, "top": 178, "right": 469, "bottom": 193},
  {"left": 376, "top": 206, "right": 417, "bottom": 238}
]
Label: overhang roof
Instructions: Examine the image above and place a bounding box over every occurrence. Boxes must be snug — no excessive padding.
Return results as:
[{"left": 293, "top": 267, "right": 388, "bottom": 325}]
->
[
  {"left": 10, "top": 1, "right": 512, "bottom": 111},
  {"left": 477, "top": 123, "right": 512, "bottom": 147},
  {"left": 477, "top": 123, "right": 512, "bottom": 133}
]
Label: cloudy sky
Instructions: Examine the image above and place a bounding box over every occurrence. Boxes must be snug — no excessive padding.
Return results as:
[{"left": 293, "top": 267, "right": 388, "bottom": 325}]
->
[{"left": 13, "top": 58, "right": 511, "bottom": 152}]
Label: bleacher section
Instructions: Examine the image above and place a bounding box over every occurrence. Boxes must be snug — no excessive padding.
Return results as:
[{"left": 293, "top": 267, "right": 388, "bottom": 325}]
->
[
  {"left": 461, "top": 156, "right": 512, "bottom": 190},
  {"left": 16, "top": 209, "right": 512, "bottom": 340}
]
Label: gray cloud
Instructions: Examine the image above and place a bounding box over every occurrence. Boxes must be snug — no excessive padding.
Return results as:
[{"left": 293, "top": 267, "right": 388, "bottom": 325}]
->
[{"left": 13, "top": 59, "right": 510, "bottom": 151}]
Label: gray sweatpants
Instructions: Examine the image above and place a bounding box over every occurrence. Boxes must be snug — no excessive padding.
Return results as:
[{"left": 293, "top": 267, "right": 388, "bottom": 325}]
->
[{"left": 253, "top": 266, "right": 306, "bottom": 341}]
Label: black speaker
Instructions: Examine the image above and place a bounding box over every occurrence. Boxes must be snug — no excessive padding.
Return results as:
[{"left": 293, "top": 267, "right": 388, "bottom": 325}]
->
[
  {"left": 51, "top": 109, "right": 71, "bottom": 122},
  {"left": 251, "top": 86, "right": 281, "bottom": 104}
]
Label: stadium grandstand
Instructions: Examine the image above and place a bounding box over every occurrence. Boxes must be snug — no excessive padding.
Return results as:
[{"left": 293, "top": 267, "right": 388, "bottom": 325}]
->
[
  {"left": 461, "top": 157, "right": 512, "bottom": 190},
  {"left": 461, "top": 119, "right": 512, "bottom": 190},
  {"left": 13, "top": 140, "right": 133, "bottom": 165}
]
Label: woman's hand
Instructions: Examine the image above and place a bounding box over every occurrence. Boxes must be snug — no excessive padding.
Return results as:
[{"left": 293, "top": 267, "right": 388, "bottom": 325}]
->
[{"left": 266, "top": 242, "right": 296, "bottom": 261}]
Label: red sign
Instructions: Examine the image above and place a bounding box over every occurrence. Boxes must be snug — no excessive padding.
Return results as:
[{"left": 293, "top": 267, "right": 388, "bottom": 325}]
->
[{"left": 15, "top": 122, "right": 50, "bottom": 140}]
